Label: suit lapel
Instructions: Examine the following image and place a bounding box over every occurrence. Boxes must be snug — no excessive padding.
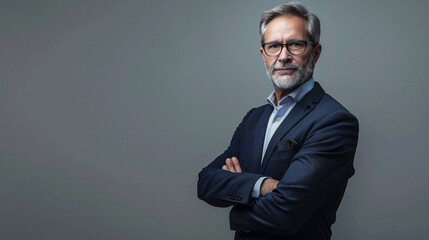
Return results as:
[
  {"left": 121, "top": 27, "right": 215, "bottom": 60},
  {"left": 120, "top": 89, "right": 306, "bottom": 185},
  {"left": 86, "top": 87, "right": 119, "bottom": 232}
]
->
[
  {"left": 260, "top": 82, "right": 325, "bottom": 173},
  {"left": 248, "top": 105, "right": 272, "bottom": 173}
]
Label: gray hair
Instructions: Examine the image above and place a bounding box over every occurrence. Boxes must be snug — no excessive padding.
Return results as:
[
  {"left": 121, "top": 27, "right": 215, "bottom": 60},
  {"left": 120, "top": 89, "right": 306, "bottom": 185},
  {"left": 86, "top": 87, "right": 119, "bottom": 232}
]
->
[{"left": 259, "top": 2, "right": 320, "bottom": 44}]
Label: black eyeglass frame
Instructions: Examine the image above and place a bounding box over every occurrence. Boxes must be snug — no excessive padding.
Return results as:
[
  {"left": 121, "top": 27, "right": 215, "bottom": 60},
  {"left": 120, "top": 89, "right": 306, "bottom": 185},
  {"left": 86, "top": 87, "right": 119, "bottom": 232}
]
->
[{"left": 261, "top": 40, "right": 318, "bottom": 56}]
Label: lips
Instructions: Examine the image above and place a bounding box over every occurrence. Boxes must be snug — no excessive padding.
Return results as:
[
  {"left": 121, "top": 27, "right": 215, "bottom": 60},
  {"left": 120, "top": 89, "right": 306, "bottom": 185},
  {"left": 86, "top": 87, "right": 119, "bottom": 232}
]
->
[{"left": 274, "top": 68, "right": 297, "bottom": 75}]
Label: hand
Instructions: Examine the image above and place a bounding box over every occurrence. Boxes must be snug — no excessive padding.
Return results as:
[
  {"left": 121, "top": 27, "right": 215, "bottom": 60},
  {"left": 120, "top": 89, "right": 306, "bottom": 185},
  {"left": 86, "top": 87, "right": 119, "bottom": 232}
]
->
[
  {"left": 222, "top": 157, "right": 242, "bottom": 173},
  {"left": 261, "top": 178, "right": 279, "bottom": 196}
]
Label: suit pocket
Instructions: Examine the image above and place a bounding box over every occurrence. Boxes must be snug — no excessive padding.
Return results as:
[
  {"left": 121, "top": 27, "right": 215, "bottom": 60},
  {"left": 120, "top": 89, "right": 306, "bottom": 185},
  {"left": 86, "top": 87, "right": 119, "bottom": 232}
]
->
[{"left": 276, "top": 139, "right": 297, "bottom": 151}]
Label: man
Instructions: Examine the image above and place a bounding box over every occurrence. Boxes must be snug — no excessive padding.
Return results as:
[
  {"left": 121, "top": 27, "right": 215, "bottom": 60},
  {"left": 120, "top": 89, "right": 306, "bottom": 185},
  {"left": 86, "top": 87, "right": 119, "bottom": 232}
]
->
[{"left": 197, "top": 2, "right": 358, "bottom": 240}]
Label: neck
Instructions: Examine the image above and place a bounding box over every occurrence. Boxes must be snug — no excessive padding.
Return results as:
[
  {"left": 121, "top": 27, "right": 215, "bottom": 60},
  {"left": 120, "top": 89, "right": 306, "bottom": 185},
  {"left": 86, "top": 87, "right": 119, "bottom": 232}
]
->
[{"left": 273, "top": 90, "right": 291, "bottom": 106}]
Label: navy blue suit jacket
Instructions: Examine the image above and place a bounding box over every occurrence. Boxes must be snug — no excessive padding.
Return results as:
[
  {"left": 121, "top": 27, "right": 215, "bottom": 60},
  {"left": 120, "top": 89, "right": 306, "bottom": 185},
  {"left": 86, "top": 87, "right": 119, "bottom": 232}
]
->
[{"left": 197, "top": 82, "right": 359, "bottom": 240}]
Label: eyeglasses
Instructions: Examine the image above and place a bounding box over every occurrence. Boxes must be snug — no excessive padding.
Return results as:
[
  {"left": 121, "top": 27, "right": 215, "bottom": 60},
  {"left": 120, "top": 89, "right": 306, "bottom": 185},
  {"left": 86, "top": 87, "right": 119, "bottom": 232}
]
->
[{"left": 262, "top": 40, "right": 317, "bottom": 56}]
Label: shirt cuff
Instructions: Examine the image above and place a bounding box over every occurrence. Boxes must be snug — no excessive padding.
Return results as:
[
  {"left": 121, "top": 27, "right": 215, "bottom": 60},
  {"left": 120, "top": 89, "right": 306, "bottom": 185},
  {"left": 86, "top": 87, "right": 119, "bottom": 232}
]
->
[{"left": 251, "top": 177, "right": 269, "bottom": 198}]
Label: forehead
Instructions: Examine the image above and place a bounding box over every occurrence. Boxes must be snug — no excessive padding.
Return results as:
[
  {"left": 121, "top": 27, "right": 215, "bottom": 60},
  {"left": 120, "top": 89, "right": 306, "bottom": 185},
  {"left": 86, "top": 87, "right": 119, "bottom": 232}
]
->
[{"left": 264, "top": 15, "right": 308, "bottom": 42}]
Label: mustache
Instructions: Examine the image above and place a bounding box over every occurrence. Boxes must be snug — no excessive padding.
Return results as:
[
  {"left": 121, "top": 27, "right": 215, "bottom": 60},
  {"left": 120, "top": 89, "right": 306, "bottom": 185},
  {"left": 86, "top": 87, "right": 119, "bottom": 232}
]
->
[{"left": 271, "top": 63, "right": 300, "bottom": 72}]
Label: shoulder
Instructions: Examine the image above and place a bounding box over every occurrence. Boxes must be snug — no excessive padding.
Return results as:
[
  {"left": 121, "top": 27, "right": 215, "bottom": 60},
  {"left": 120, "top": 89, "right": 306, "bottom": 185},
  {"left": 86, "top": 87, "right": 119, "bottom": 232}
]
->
[
  {"left": 242, "top": 104, "right": 271, "bottom": 120},
  {"left": 233, "top": 104, "right": 272, "bottom": 130},
  {"left": 320, "top": 93, "right": 353, "bottom": 110},
  {"left": 318, "top": 93, "right": 357, "bottom": 121},
  {"left": 301, "top": 84, "right": 359, "bottom": 134},
  {"left": 251, "top": 104, "right": 271, "bottom": 114},
  {"left": 306, "top": 93, "right": 359, "bottom": 138},
  {"left": 240, "top": 103, "right": 272, "bottom": 118},
  {"left": 308, "top": 82, "right": 357, "bottom": 122}
]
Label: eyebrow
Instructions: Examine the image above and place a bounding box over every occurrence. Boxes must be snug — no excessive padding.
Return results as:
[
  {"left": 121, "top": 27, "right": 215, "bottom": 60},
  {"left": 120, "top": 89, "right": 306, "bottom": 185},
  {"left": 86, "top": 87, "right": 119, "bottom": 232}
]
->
[{"left": 264, "top": 39, "right": 305, "bottom": 44}]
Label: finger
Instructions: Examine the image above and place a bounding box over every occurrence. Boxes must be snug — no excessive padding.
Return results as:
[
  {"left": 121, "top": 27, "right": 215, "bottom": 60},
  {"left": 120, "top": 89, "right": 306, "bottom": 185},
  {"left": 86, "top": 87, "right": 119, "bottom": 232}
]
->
[
  {"left": 231, "top": 157, "right": 242, "bottom": 173},
  {"left": 222, "top": 165, "right": 229, "bottom": 171},
  {"left": 225, "top": 158, "right": 236, "bottom": 173}
]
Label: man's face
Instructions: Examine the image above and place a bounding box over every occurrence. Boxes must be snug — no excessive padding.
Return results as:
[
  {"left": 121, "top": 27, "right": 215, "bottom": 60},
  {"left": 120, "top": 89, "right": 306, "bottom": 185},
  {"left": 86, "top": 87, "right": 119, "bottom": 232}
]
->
[{"left": 260, "top": 15, "right": 321, "bottom": 92}]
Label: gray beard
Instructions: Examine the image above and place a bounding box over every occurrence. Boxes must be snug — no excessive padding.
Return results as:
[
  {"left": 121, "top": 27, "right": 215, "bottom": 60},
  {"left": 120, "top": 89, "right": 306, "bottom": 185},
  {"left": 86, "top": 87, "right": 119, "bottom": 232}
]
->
[{"left": 265, "top": 54, "right": 314, "bottom": 92}]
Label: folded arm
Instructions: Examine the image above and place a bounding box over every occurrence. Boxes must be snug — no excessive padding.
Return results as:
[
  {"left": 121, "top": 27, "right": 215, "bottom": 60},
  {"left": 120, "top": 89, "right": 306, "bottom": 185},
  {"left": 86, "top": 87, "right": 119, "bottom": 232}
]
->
[
  {"left": 197, "top": 154, "right": 263, "bottom": 207},
  {"left": 229, "top": 110, "right": 359, "bottom": 234},
  {"left": 197, "top": 109, "right": 264, "bottom": 207},
  {"left": 222, "top": 157, "right": 279, "bottom": 197}
]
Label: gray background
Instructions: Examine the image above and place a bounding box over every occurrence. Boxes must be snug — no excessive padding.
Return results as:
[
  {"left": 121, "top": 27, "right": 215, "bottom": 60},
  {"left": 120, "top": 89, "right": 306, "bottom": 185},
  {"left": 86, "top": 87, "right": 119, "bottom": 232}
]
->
[{"left": 1, "top": 0, "right": 428, "bottom": 239}]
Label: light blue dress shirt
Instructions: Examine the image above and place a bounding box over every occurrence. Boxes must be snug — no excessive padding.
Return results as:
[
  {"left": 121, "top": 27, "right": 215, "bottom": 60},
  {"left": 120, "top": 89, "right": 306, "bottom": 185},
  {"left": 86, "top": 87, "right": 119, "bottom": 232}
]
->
[{"left": 251, "top": 78, "right": 315, "bottom": 198}]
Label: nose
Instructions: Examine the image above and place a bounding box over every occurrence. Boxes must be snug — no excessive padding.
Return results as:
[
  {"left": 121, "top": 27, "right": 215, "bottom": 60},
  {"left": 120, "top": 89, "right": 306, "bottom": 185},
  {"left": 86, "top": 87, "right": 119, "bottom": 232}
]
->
[{"left": 278, "top": 46, "right": 292, "bottom": 63}]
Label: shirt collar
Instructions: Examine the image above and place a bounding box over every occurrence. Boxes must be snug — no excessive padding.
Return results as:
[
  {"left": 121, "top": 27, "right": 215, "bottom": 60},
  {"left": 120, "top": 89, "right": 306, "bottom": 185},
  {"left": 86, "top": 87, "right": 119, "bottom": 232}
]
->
[{"left": 266, "top": 78, "right": 315, "bottom": 108}]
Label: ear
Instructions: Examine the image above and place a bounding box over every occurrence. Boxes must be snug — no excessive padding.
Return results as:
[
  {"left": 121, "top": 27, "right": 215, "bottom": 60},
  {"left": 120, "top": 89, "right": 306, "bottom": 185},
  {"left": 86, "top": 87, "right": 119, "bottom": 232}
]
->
[
  {"left": 259, "top": 47, "right": 266, "bottom": 62},
  {"left": 312, "top": 44, "right": 322, "bottom": 66}
]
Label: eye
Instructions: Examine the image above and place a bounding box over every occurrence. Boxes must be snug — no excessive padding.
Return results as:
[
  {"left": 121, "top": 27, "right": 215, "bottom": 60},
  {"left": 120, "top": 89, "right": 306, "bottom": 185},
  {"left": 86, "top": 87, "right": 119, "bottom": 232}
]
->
[
  {"left": 289, "top": 41, "right": 305, "bottom": 48},
  {"left": 268, "top": 43, "right": 281, "bottom": 49}
]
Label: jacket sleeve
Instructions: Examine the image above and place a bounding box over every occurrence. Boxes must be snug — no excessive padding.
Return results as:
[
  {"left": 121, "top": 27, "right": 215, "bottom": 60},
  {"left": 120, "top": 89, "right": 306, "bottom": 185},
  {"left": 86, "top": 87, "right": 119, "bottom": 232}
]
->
[
  {"left": 197, "top": 109, "right": 264, "bottom": 207},
  {"left": 229, "top": 110, "right": 359, "bottom": 234}
]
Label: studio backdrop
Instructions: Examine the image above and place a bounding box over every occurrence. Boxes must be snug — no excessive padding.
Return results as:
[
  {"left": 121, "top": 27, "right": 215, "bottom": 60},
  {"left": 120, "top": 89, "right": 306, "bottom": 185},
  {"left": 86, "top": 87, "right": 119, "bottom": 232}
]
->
[{"left": 1, "top": 0, "right": 428, "bottom": 239}]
